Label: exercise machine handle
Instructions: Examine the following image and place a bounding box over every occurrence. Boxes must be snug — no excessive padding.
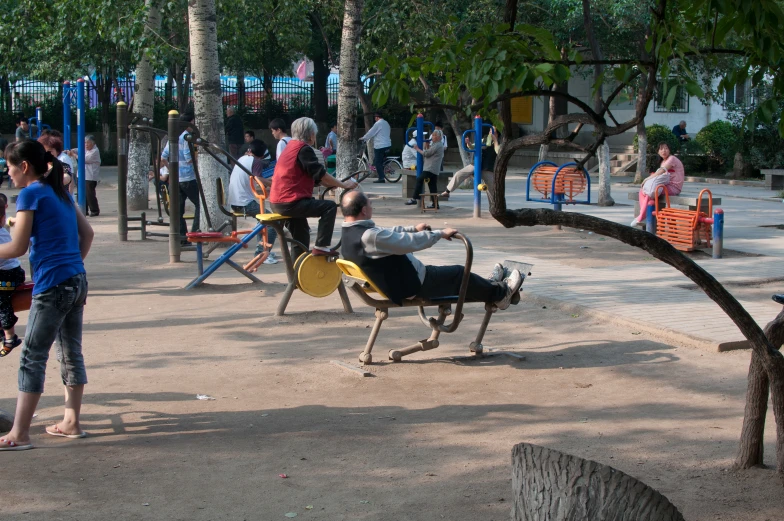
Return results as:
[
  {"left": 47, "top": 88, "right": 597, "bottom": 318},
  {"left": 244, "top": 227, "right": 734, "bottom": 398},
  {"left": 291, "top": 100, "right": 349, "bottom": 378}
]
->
[
  {"left": 319, "top": 169, "right": 373, "bottom": 202},
  {"left": 436, "top": 232, "right": 473, "bottom": 333}
]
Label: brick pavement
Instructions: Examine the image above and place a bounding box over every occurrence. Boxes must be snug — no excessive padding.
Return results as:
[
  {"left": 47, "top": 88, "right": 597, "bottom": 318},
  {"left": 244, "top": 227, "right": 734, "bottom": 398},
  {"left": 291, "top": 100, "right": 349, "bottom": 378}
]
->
[{"left": 363, "top": 172, "right": 783, "bottom": 352}]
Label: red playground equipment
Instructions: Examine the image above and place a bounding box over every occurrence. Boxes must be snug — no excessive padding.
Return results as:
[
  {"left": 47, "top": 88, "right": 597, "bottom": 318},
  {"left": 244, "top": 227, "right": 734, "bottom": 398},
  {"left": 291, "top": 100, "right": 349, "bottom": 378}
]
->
[{"left": 654, "top": 188, "right": 715, "bottom": 252}]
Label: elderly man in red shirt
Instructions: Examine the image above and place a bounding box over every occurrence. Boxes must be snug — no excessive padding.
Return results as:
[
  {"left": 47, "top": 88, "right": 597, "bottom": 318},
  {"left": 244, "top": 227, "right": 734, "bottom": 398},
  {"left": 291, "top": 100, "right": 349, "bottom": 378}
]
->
[{"left": 269, "top": 117, "right": 357, "bottom": 259}]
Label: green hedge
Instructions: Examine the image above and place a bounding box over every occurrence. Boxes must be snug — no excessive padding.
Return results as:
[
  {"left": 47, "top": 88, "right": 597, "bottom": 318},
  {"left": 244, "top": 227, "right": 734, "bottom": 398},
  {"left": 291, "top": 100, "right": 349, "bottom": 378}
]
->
[
  {"left": 695, "top": 120, "right": 739, "bottom": 173},
  {"left": 633, "top": 123, "right": 680, "bottom": 155}
]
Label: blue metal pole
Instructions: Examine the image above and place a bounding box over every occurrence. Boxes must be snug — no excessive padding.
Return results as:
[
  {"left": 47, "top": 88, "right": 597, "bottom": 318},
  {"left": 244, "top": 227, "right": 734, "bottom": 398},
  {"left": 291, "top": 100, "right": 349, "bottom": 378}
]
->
[
  {"left": 63, "top": 82, "right": 71, "bottom": 151},
  {"left": 712, "top": 208, "right": 724, "bottom": 259},
  {"left": 473, "top": 115, "right": 482, "bottom": 218},
  {"left": 415, "top": 114, "right": 424, "bottom": 178},
  {"left": 35, "top": 107, "right": 43, "bottom": 138},
  {"left": 77, "top": 79, "right": 86, "bottom": 213},
  {"left": 645, "top": 202, "right": 656, "bottom": 234}
]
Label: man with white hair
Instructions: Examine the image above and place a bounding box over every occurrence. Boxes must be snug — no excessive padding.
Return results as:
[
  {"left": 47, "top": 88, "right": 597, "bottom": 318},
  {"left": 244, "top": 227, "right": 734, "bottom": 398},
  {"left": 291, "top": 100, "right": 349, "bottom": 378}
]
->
[
  {"left": 405, "top": 129, "right": 444, "bottom": 206},
  {"left": 269, "top": 117, "right": 358, "bottom": 259},
  {"left": 672, "top": 120, "right": 689, "bottom": 142}
]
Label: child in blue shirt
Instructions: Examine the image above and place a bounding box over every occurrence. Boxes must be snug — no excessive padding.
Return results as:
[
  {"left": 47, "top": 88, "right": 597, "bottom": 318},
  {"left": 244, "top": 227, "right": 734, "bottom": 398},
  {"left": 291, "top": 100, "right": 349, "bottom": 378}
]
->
[{"left": 0, "top": 193, "right": 25, "bottom": 356}]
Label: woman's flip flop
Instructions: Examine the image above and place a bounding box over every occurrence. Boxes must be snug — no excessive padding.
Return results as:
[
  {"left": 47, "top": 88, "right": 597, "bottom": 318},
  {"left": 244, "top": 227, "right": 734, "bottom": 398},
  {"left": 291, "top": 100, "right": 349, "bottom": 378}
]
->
[
  {"left": 46, "top": 425, "right": 87, "bottom": 439},
  {"left": 0, "top": 438, "right": 34, "bottom": 451}
]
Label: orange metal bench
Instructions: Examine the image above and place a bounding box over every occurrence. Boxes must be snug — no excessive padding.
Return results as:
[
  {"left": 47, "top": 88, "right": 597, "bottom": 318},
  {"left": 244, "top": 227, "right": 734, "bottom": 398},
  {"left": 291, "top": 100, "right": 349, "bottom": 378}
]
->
[{"left": 654, "top": 188, "right": 713, "bottom": 252}]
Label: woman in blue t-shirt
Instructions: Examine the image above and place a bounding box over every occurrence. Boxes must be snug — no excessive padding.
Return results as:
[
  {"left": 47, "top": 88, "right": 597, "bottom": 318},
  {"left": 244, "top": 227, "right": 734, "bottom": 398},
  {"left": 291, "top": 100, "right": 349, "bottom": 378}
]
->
[{"left": 0, "top": 139, "right": 94, "bottom": 451}]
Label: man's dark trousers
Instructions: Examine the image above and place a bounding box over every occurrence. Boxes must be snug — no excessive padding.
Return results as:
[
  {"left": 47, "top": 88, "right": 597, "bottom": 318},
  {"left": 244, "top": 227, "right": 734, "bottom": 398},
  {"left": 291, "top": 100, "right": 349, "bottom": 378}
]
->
[
  {"left": 179, "top": 180, "right": 201, "bottom": 236},
  {"left": 416, "top": 265, "right": 506, "bottom": 303},
  {"left": 373, "top": 147, "right": 390, "bottom": 182},
  {"left": 270, "top": 198, "right": 337, "bottom": 260}
]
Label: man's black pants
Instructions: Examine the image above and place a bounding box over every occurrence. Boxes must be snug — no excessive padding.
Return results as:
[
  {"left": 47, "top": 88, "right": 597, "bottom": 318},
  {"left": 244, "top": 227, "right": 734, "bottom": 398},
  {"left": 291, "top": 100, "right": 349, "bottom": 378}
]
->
[
  {"left": 416, "top": 265, "right": 505, "bottom": 303},
  {"left": 179, "top": 180, "right": 201, "bottom": 236},
  {"left": 412, "top": 170, "right": 438, "bottom": 200},
  {"left": 373, "top": 146, "right": 390, "bottom": 181},
  {"left": 270, "top": 198, "right": 337, "bottom": 260},
  {"left": 86, "top": 180, "right": 100, "bottom": 215}
]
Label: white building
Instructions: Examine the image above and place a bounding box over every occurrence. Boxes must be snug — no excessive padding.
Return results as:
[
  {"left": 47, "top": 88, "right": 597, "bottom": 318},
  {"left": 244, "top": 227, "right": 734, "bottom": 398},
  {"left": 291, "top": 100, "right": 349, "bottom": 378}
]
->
[{"left": 515, "top": 74, "right": 741, "bottom": 150}]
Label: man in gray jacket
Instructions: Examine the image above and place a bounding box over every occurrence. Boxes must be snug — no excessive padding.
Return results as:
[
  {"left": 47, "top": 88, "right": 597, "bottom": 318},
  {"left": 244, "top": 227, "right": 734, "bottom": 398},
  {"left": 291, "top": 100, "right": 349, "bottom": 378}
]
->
[
  {"left": 405, "top": 129, "right": 444, "bottom": 206},
  {"left": 340, "top": 191, "right": 523, "bottom": 307}
]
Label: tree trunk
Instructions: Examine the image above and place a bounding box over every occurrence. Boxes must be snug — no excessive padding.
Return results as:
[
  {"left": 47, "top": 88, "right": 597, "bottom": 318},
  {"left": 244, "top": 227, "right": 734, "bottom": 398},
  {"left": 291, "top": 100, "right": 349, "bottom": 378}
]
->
[
  {"left": 237, "top": 73, "right": 245, "bottom": 112},
  {"left": 312, "top": 55, "right": 330, "bottom": 131},
  {"left": 188, "top": 0, "right": 225, "bottom": 232},
  {"left": 165, "top": 70, "right": 173, "bottom": 106},
  {"left": 538, "top": 144, "right": 548, "bottom": 162},
  {"left": 498, "top": 0, "right": 518, "bottom": 142},
  {"left": 597, "top": 141, "right": 614, "bottom": 206},
  {"left": 488, "top": 181, "right": 784, "bottom": 475},
  {"left": 729, "top": 151, "right": 746, "bottom": 179},
  {"left": 335, "top": 0, "right": 364, "bottom": 179},
  {"left": 177, "top": 58, "right": 192, "bottom": 115},
  {"left": 583, "top": 0, "right": 613, "bottom": 206},
  {"left": 736, "top": 308, "right": 784, "bottom": 469},
  {"left": 127, "top": 0, "right": 161, "bottom": 211},
  {"left": 550, "top": 83, "right": 569, "bottom": 139},
  {"left": 98, "top": 75, "right": 113, "bottom": 152},
  {"left": 445, "top": 109, "right": 470, "bottom": 166},
  {"left": 357, "top": 76, "right": 375, "bottom": 168},
  {"left": 511, "top": 443, "right": 685, "bottom": 521},
  {"left": 635, "top": 119, "right": 647, "bottom": 184}
]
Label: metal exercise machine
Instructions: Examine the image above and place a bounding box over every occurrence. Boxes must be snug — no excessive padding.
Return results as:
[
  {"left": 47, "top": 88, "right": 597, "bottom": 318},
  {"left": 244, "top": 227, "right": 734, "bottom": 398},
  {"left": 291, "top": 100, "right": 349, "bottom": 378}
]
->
[
  {"left": 63, "top": 80, "right": 87, "bottom": 213},
  {"left": 460, "top": 115, "right": 495, "bottom": 218},
  {"left": 337, "top": 234, "right": 531, "bottom": 364},
  {"left": 257, "top": 168, "right": 371, "bottom": 315}
]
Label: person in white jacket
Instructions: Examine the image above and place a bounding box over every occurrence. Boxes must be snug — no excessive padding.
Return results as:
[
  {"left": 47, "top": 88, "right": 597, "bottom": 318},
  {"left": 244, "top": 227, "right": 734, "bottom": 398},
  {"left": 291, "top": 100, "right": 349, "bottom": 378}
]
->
[
  {"left": 401, "top": 131, "right": 419, "bottom": 169},
  {"left": 359, "top": 112, "right": 392, "bottom": 183},
  {"left": 68, "top": 135, "right": 101, "bottom": 216}
]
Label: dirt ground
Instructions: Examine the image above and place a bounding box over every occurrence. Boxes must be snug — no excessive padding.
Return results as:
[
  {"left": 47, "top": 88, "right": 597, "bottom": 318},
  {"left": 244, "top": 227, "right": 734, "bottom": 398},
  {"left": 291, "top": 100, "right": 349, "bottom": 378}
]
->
[{"left": 1, "top": 185, "right": 782, "bottom": 520}]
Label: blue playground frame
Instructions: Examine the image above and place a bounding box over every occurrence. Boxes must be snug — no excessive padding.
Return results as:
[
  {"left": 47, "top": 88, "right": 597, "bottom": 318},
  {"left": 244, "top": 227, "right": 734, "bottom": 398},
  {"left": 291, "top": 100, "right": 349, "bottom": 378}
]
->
[
  {"left": 461, "top": 115, "right": 494, "bottom": 218},
  {"left": 525, "top": 160, "right": 591, "bottom": 211}
]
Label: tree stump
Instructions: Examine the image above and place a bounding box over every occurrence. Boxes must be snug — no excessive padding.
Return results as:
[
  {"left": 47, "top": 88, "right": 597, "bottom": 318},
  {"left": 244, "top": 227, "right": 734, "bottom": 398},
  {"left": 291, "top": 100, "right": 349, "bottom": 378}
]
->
[
  {"left": 0, "top": 409, "right": 13, "bottom": 433},
  {"left": 511, "top": 443, "right": 685, "bottom": 521}
]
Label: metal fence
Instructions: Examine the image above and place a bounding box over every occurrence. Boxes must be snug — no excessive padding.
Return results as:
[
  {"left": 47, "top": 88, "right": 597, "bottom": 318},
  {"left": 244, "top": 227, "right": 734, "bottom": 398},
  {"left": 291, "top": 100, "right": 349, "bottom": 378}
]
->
[{"left": 0, "top": 76, "right": 341, "bottom": 116}]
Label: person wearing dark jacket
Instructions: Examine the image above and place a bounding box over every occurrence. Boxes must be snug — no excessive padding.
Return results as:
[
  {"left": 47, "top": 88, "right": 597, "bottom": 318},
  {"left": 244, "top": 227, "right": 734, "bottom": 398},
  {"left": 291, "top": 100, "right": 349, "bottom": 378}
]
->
[
  {"left": 340, "top": 190, "right": 523, "bottom": 308},
  {"left": 225, "top": 107, "right": 244, "bottom": 158}
]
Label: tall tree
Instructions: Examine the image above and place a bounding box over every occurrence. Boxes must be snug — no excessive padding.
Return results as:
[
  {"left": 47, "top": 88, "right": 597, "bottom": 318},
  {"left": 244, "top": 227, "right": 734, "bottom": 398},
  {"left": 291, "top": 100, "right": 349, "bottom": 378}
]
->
[
  {"left": 188, "top": 0, "right": 225, "bottom": 231},
  {"left": 374, "top": 0, "right": 784, "bottom": 477},
  {"left": 335, "top": 0, "right": 364, "bottom": 178},
  {"left": 127, "top": 0, "right": 162, "bottom": 211},
  {"left": 582, "top": 0, "right": 614, "bottom": 206}
]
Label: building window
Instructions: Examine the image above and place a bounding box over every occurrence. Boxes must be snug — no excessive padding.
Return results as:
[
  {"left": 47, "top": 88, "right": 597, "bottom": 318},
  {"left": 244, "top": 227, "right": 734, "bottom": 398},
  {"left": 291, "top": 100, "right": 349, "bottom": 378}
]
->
[
  {"left": 653, "top": 81, "right": 689, "bottom": 113},
  {"left": 725, "top": 82, "right": 748, "bottom": 106}
]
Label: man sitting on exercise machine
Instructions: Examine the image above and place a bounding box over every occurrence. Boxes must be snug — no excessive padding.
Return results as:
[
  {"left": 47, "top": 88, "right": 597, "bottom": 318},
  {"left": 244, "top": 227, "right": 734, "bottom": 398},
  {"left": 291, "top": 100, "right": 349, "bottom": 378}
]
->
[
  {"left": 269, "top": 117, "right": 357, "bottom": 259},
  {"left": 340, "top": 190, "right": 523, "bottom": 307}
]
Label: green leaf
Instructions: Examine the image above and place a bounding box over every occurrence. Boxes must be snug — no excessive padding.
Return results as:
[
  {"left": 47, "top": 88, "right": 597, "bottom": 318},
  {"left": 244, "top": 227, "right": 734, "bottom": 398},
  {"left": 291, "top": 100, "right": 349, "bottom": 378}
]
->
[
  {"left": 487, "top": 81, "right": 499, "bottom": 103},
  {"left": 665, "top": 85, "right": 678, "bottom": 109}
]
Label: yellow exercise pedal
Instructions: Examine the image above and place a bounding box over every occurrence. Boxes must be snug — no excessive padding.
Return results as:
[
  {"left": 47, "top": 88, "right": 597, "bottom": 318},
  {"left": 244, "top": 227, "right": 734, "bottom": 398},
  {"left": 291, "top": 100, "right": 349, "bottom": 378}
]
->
[{"left": 296, "top": 254, "right": 342, "bottom": 298}]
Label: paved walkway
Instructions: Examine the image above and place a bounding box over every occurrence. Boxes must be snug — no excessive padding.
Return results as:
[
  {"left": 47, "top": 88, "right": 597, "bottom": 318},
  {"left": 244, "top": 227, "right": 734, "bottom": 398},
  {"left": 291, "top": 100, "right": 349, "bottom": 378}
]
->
[{"left": 362, "top": 168, "right": 784, "bottom": 351}]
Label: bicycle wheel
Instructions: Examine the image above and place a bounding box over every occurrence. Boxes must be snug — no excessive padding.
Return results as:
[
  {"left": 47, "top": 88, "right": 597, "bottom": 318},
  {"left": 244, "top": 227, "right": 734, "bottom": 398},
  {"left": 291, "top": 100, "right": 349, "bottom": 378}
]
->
[{"left": 384, "top": 158, "right": 403, "bottom": 183}]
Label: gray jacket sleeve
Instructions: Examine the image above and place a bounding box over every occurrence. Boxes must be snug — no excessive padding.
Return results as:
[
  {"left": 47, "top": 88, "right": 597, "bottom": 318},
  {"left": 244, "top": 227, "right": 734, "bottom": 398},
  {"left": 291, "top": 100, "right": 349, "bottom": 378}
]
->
[
  {"left": 361, "top": 226, "right": 443, "bottom": 258},
  {"left": 420, "top": 143, "right": 441, "bottom": 158}
]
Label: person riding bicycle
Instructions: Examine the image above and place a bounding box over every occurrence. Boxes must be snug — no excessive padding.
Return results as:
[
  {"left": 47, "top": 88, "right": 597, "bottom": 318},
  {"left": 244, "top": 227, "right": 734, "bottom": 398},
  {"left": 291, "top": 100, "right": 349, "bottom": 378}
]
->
[{"left": 359, "top": 112, "right": 392, "bottom": 184}]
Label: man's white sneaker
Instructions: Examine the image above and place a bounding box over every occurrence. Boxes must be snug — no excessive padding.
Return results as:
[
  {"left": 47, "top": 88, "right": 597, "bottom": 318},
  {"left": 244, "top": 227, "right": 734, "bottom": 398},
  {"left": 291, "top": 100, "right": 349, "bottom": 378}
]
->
[
  {"left": 496, "top": 269, "right": 523, "bottom": 310},
  {"left": 489, "top": 263, "right": 505, "bottom": 282},
  {"left": 263, "top": 254, "right": 278, "bottom": 264}
]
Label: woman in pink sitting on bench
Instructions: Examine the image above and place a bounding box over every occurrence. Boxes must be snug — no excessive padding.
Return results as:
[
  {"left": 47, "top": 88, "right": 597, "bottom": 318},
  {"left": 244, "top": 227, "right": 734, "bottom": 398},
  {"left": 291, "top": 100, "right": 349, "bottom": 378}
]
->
[{"left": 631, "top": 142, "right": 685, "bottom": 227}]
